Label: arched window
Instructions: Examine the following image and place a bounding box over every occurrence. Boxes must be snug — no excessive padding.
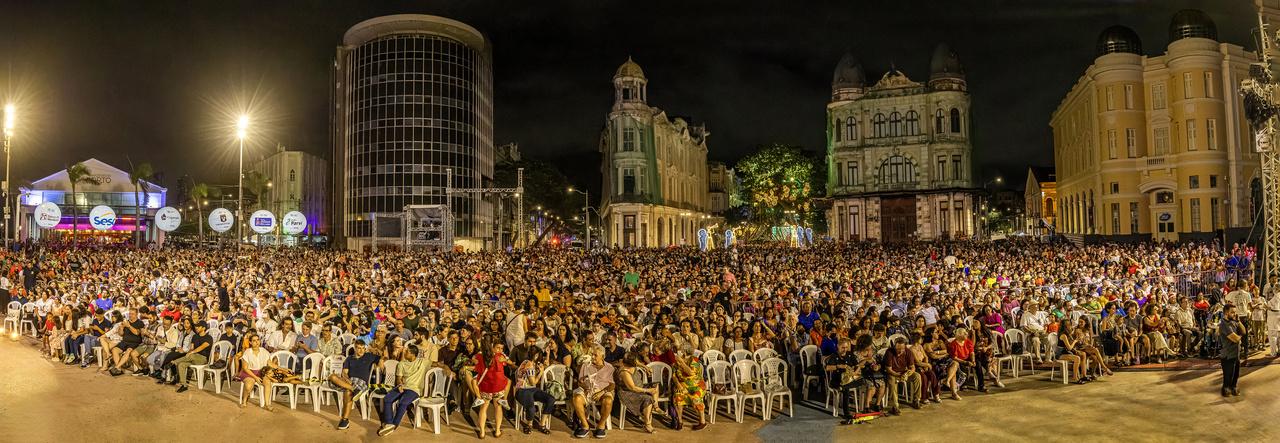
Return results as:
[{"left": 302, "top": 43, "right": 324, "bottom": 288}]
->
[
  {"left": 935, "top": 109, "right": 945, "bottom": 134},
  {"left": 950, "top": 108, "right": 962, "bottom": 133},
  {"left": 889, "top": 112, "right": 902, "bottom": 137},
  {"left": 289, "top": 169, "right": 297, "bottom": 182},
  {"left": 845, "top": 118, "right": 857, "bottom": 141},
  {"left": 873, "top": 113, "right": 886, "bottom": 138},
  {"left": 834, "top": 118, "right": 843, "bottom": 142},
  {"left": 878, "top": 155, "right": 916, "bottom": 184},
  {"left": 904, "top": 111, "right": 920, "bottom": 136}
]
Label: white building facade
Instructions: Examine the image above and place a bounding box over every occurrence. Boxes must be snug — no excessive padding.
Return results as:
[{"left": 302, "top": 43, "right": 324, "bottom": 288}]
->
[
  {"left": 599, "top": 58, "right": 713, "bottom": 248},
  {"left": 825, "top": 45, "right": 980, "bottom": 242},
  {"left": 251, "top": 144, "right": 330, "bottom": 236}
]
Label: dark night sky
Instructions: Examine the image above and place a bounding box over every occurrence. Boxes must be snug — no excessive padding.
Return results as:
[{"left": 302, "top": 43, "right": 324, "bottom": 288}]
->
[{"left": 0, "top": 0, "right": 1257, "bottom": 192}]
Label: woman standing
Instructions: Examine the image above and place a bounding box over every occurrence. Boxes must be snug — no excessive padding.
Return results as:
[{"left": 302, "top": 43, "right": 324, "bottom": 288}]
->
[{"left": 473, "top": 337, "right": 511, "bottom": 439}]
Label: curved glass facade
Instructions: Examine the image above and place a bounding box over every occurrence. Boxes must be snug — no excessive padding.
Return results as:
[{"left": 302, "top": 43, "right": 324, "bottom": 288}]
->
[{"left": 335, "top": 16, "right": 494, "bottom": 242}]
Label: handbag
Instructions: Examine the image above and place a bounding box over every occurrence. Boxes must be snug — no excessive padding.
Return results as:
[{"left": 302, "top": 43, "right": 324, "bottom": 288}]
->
[{"left": 545, "top": 380, "right": 567, "bottom": 401}]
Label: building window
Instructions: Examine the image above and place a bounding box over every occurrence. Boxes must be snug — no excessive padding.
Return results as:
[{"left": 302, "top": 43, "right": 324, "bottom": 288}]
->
[
  {"left": 873, "top": 114, "right": 886, "bottom": 138},
  {"left": 1129, "top": 202, "right": 1139, "bottom": 233},
  {"left": 1110, "top": 182, "right": 1119, "bottom": 194},
  {"left": 622, "top": 128, "right": 637, "bottom": 151},
  {"left": 1207, "top": 118, "right": 1217, "bottom": 150},
  {"left": 1107, "top": 130, "right": 1117, "bottom": 159},
  {"left": 939, "top": 201, "right": 950, "bottom": 236},
  {"left": 878, "top": 155, "right": 915, "bottom": 184},
  {"left": 836, "top": 162, "right": 844, "bottom": 185},
  {"left": 936, "top": 155, "right": 946, "bottom": 181},
  {"left": 905, "top": 111, "right": 920, "bottom": 136},
  {"left": 1189, "top": 175, "right": 1200, "bottom": 189},
  {"left": 622, "top": 168, "right": 636, "bottom": 194},
  {"left": 951, "top": 155, "right": 961, "bottom": 180},
  {"left": 950, "top": 108, "right": 961, "bottom": 133},
  {"left": 1156, "top": 191, "right": 1174, "bottom": 204},
  {"left": 1152, "top": 82, "right": 1167, "bottom": 109},
  {"left": 1125, "top": 128, "right": 1137, "bottom": 158},
  {"left": 1190, "top": 198, "right": 1201, "bottom": 231},
  {"left": 1124, "top": 84, "right": 1134, "bottom": 109},
  {"left": 1183, "top": 72, "right": 1193, "bottom": 99},
  {"left": 1186, "top": 119, "right": 1196, "bottom": 151},
  {"left": 846, "top": 118, "right": 857, "bottom": 140},
  {"left": 1111, "top": 203, "right": 1120, "bottom": 234},
  {"left": 289, "top": 169, "right": 296, "bottom": 182},
  {"left": 834, "top": 118, "right": 842, "bottom": 142},
  {"left": 1154, "top": 127, "right": 1170, "bottom": 155},
  {"left": 1204, "top": 71, "right": 1214, "bottom": 98},
  {"left": 1211, "top": 197, "right": 1220, "bottom": 229},
  {"left": 1210, "top": 175, "right": 1218, "bottom": 188},
  {"left": 848, "top": 162, "right": 859, "bottom": 186},
  {"left": 1106, "top": 87, "right": 1115, "bottom": 110},
  {"left": 889, "top": 112, "right": 902, "bottom": 137},
  {"left": 934, "top": 109, "right": 944, "bottom": 134}
]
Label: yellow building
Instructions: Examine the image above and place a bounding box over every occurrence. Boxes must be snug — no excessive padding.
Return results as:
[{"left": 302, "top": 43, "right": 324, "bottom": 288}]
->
[
  {"left": 1023, "top": 166, "right": 1056, "bottom": 237},
  {"left": 1051, "top": 10, "right": 1262, "bottom": 241}
]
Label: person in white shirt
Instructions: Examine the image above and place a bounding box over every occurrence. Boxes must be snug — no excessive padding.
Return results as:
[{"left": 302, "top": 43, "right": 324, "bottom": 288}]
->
[
  {"left": 266, "top": 318, "right": 296, "bottom": 352},
  {"left": 1224, "top": 281, "right": 1253, "bottom": 359},
  {"left": 237, "top": 332, "right": 275, "bottom": 410},
  {"left": 1264, "top": 275, "right": 1280, "bottom": 357},
  {"left": 1020, "top": 302, "right": 1051, "bottom": 362}
]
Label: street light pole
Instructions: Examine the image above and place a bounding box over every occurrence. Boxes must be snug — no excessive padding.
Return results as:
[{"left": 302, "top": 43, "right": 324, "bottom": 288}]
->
[
  {"left": 236, "top": 115, "right": 248, "bottom": 246},
  {"left": 569, "top": 187, "right": 590, "bottom": 249},
  {"left": 3, "top": 104, "right": 14, "bottom": 249}
]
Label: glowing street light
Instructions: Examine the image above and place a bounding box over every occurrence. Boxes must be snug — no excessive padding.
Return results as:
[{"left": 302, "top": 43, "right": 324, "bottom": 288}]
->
[
  {"left": 235, "top": 114, "right": 250, "bottom": 244},
  {"left": 3, "top": 104, "right": 15, "bottom": 248}
]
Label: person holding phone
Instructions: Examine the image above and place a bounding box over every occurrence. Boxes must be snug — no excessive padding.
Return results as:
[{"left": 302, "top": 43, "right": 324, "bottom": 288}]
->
[{"left": 1219, "top": 304, "right": 1243, "bottom": 397}]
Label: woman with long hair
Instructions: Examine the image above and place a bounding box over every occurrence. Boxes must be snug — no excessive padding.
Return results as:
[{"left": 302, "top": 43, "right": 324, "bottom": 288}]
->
[{"left": 473, "top": 337, "right": 511, "bottom": 439}]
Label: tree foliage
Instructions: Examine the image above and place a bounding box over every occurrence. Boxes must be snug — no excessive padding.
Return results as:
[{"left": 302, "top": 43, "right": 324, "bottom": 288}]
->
[{"left": 734, "top": 144, "right": 824, "bottom": 226}]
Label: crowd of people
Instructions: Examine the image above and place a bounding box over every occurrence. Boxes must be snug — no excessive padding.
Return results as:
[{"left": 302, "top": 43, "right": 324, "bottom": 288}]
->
[{"left": 2, "top": 238, "right": 1276, "bottom": 438}]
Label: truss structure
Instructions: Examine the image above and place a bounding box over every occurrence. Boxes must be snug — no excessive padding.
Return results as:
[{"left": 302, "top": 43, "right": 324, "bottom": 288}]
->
[
  {"left": 1242, "top": 4, "right": 1280, "bottom": 279},
  {"left": 444, "top": 167, "right": 524, "bottom": 248}
]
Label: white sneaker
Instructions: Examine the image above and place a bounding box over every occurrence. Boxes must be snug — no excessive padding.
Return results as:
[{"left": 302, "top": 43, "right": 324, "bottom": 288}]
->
[
  {"left": 472, "top": 398, "right": 485, "bottom": 408},
  {"left": 995, "top": 380, "right": 1005, "bottom": 388},
  {"left": 498, "top": 398, "right": 510, "bottom": 409}
]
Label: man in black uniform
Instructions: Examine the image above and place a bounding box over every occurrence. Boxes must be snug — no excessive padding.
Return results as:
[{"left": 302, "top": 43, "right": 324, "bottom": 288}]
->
[{"left": 825, "top": 339, "right": 862, "bottom": 425}]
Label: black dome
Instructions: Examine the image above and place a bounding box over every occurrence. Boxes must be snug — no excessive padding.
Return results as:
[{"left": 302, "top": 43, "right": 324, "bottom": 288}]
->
[
  {"left": 1096, "top": 25, "right": 1143, "bottom": 56},
  {"left": 832, "top": 52, "right": 866, "bottom": 89},
  {"left": 929, "top": 44, "right": 964, "bottom": 80},
  {"left": 1169, "top": 9, "right": 1218, "bottom": 41}
]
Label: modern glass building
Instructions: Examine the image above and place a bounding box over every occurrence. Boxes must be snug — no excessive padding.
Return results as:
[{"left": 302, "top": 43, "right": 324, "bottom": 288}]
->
[{"left": 332, "top": 14, "right": 494, "bottom": 250}]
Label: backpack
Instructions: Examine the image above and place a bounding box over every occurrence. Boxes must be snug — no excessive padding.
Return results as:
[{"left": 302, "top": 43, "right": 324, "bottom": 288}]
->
[
  {"left": 545, "top": 380, "right": 566, "bottom": 401},
  {"left": 1010, "top": 342, "right": 1024, "bottom": 355}
]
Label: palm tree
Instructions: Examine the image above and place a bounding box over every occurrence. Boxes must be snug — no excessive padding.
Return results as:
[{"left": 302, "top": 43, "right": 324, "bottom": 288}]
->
[
  {"left": 128, "top": 162, "right": 154, "bottom": 248},
  {"left": 188, "top": 182, "right": 210, "bottom": 242},
  {"left": 65, "top": 162, "right": 102, "bottom": 248}
]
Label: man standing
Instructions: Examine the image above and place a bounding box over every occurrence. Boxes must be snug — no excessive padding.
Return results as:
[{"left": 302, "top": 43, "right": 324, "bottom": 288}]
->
[
  {"left": 1264, "top": 275, "right": 1280, "bottom": 357},
  {"left": 1224, "top": 281, "right": 1253, "bottom": 363},
  {"left": 1219, "top": 304, "right": 1243, "bottom": 397}
]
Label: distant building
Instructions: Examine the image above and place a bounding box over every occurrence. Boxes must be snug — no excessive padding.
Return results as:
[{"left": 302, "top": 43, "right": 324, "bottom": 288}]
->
[
  {"left": 1024, "top": 166, "right": 1057, "bottom": 237},
  {"left": 250, "top": 144, "right": 330, "bottom": 237},
  {"left": 825, "top": 45, "right": 979, "bottom": 242},
  {"left": 19, "top": 158, "right": 167, "bottom": 244},
  {"left": 332, "top": 14, "right": 495, "bottom": 250},
  {"left": 599, "top": 57, "right": 713, "bottom": 248},
  {"left": 496, "top": 142, "right": 522, "bottom": 165},
  {"left": 1051, "top": 10, "right": 1261, "bottom": 241},
  {"left": 707, "top": 161, "right": 736, "bottom": 214}
]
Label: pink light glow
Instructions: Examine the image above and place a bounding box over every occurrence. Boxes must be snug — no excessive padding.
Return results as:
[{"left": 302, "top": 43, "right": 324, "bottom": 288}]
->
[{"left": 51, "top": 223, "right": 141, "bottom": 231}]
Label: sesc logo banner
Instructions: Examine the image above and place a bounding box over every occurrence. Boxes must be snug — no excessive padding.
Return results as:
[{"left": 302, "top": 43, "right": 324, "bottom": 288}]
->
[
  {"left": 89, "top": 205, "right": 116, "bottom": 231},
  {"left": 249, "top": 210, "right": 276, "bottom": 234},
  {"left": 34, "top": 202, "right": 62, "bottom": 229},
  {"left": 282, "top": 211, "right": 307, "bottom": 235},
  {"left": 208, "top": 208, "right": 234, "bottom": 233}
]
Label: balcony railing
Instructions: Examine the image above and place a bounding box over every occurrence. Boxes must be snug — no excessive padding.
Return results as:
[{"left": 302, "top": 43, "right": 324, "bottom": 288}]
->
[{"left": 1146, "top": 157, "right": 1166, "bottom": 166}]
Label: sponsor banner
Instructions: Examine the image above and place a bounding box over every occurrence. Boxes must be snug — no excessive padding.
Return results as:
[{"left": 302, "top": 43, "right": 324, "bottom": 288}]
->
[
  {"left": 155, "top": 206, "right": 181, "bottom": 232},
  {"left": 250, "top": 209, "right": 276, "bottom": 234},
  {"left": 281, "top": 211, "right": 307, "bottom": 235},
  {"left": 208, "top": 208, "right": 234, "bottom": 233},
  {"left": 34, "top": 202, "right": 62, "bottom": 229},
  {"left": 89, "top": 205, "right": 117, "bottom": 231}
]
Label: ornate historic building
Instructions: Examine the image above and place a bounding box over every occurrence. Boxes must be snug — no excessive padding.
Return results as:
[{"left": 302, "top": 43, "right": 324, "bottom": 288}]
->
[
  {"left": 1024, "top": 166, "right": 1057, "bottom": 237},
  {"left": 825, "top": 45, "right": 979, "bottom": 242},
  {"left": 599, "top": 58, "right": 712, "bottom": 248},
  {"left": 1051, "top": 10, "right": 1262, "bottom": 241}
]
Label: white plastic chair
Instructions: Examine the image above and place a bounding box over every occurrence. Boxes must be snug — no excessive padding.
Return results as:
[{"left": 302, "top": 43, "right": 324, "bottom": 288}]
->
[
  {"left": 317, "top": 355, "right": 346, "bottom": 414},
  {"left": 732, "top": 360, "right": 766, "bottom": 422},
  {"left": 339, "top": 333, "right": 356, "bottom": 347},
  {"left": 647, "top": 361, "right": 672, "bottom": 410},
  {"left": 760, "top": 357, "right": 793, "bottom": 419},
  {"left": 616, "top": 368, "right": 648, "bottom": 430},
  {"left": 728, "top": 349, "right": 754, "bottom": 365},
  {"left": 701, "top": 349, "right": 726, "bottom": 368},
  {"left": 295, "top": 353, "right": 327, "bottom": 411},
  {"left": 3, "top": 301, "right": 20, "bottom": 333},
  {"left": 413, "top": 367, "right": 452, "bottom": 433},
  {"left": 270, "top": 351, "right": 299, "bottom": 409},
  {"left": 887, "top": 334, "right": 907, "bottom": 345},
  {"left": 752, "top": 348, "right": 778, "bottom": 362},
  {"left": 1003, "top": 329, "right": 1036, "bottom": 377},
  {"left": 538, "top": 364, "right": 572, "bottom": 414},
  {"left": 365, "top": 360, "right": 398, "bottom": 420},
  {"left": 991, "top": 331, "right": 1015, "bottom": 380},
  {"left": 196, "top": 341, "right": 234, "bottom": 393},
  {"left": 19, "top": 303, "right": 37, "bottom": 337},
  {"left": 799, "top": 344, "right": 821, "bottom": 400},
  {"left": 704, "top": 360, "right": 739, "bottom": 424}
]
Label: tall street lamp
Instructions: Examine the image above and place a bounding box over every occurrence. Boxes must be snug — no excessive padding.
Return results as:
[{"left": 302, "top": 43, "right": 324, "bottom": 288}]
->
[
  {"left": 568, "top": 186, "right": 589, "bottom": 249},
  {"left": 3, "top": 104, "right": 15, "bottom": 248},
  {"left": 235, "top": 115, "right": 248, "bottom": 245}
]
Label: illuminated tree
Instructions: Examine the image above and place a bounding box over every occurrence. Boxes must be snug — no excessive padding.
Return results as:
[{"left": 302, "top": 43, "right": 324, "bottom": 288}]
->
[{"left": 734, "top": 144, "right": 825, "bottom": 226}]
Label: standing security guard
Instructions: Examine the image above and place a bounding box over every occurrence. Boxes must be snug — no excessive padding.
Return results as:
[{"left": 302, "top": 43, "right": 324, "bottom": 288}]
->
[
  {"left": 1224, "top": 280, "right": 1253, "bottom": 364},
  {"left": 1265, "top": 275, "right": 1280, "bottom": 358}
]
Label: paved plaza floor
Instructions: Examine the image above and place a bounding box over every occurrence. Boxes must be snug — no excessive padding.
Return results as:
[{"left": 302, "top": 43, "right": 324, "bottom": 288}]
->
[{"left": 0, "top": 337, "right": 1276, "bottom": 443}]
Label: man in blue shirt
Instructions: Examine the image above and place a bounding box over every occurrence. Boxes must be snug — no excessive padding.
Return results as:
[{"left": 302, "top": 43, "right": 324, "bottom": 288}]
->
[{"left": 797, "top": 301, "right": 821, "bottom": 331}]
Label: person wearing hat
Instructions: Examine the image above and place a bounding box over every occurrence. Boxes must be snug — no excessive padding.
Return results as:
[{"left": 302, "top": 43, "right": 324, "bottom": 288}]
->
[{"left": 172, "top": 321, "right": 212, "bottom": 393}]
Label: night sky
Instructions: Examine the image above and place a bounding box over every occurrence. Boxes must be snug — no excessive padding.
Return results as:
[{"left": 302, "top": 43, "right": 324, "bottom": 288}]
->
[{"left": 0, "top": 0, "right": 1256, "bottom": 192}]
